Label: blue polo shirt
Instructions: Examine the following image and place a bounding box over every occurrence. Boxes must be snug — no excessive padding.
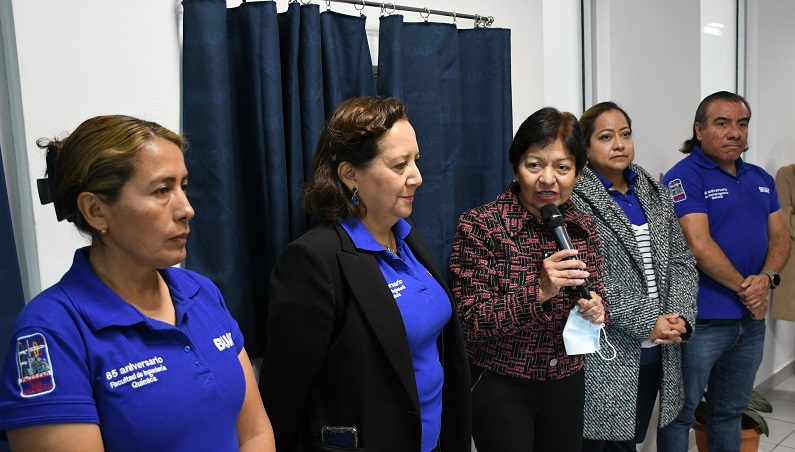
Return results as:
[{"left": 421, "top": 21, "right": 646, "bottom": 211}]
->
[
  {"left": 592, "top": 167, "right": 647, "bottom": 226},
  {"left": 341, "top": 218, "right": 450, "bottom": 452},
  {"left": 0, "top": 248, "right": 246, "bottom": 451},
  {"left": 663, "top": 146, "right": 779, "bottom": 319}
]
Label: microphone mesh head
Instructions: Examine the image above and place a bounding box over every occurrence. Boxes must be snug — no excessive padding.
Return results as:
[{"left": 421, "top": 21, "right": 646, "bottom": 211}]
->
[{"left": 540, "top": 203, "right": 565, "bottom": 230}]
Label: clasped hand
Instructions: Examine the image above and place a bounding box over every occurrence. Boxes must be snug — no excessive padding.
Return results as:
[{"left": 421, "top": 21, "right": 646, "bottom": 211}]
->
[
  {"left": 539, "top": 249, "right": 604, "bottom": 324},
  {"left": 738, "top": 273, "right": 770, "bottom": 320},
  {"left": 649, "top": 314, "right": 688, "bottom": 344}
]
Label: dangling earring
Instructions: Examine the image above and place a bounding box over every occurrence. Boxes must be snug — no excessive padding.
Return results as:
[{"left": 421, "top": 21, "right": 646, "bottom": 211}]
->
[{"left": 351, "top": 187, "right": 360, "bottom": 206}]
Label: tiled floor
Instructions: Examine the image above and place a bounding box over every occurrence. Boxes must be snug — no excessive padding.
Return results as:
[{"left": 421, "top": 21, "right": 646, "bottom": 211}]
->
[{"left": 686, "top": 373, "right": 795, "bottom": 451}]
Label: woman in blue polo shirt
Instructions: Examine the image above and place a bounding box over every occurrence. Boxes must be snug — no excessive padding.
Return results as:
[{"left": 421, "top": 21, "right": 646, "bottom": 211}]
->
[
  {"left": 571, "top": 102, "right": 699, "bottom": 451},
  {"left": 260, "top": 97, "right": 471, "bottom": 452},
  {"left": 0, "top": 115, "right": 275, "bottom": 451}
]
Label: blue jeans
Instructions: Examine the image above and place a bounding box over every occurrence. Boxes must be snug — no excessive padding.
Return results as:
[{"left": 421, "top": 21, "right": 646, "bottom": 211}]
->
[{"left": 658, "top": 317, "right": 765, "bottom": 452}]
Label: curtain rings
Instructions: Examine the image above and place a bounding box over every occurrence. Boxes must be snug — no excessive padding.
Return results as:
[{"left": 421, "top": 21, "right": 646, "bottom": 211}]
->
[
  {"left": 452, "top": 11, "right": 456, "bottom": 24},
  {"left": 354, "top": 0, "right": 365, "bottom": 16},
  {"left": 474, "top": 14, "right": 484, "bottom": 28},
  {"left": 299, "top": 0, "right": 311, "bottom": 4},
  {"left": 380, "top": 2, "right": 396, "bottom": 16},
  {"left": 473, "top": 15, "right": 494, "bottom": 28},
  {"left": 420, "top": 7, "right": 430, "bottom": 22},
  {"left": 326, "top": 0, "right": 331, "bottom": 10}
]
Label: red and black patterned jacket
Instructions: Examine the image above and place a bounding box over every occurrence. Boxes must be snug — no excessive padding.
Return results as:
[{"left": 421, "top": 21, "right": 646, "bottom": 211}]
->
[{"left": 449, "top": 183, "right": 608, "bottom": 381}]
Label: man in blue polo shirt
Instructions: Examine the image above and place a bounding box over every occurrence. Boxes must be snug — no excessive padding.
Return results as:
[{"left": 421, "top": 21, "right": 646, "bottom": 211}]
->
[{"left": 658, "top": 91, "right": 790, "bottom": 451}]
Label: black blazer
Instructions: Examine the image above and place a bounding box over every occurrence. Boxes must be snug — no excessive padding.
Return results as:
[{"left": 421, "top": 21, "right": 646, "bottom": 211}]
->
[{"left": 260, "top": 220, "right": 471, "bottom": 452}]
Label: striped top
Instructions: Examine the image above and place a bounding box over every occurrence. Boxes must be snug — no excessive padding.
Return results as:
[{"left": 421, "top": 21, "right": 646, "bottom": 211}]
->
[{"left": 631, "top": 223, "right": 658, "bottom": 301}]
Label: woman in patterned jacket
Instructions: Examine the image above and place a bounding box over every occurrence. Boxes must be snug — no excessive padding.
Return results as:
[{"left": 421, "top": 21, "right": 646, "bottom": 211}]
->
[
  {"left": 571, "top": 102, "right": 698, "bottom": 451},
  {"left": 450, "top": 107, "right": 608, "bottom": 451}
]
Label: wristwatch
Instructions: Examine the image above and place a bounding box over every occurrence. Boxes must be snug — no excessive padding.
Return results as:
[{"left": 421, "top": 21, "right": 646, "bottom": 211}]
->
[{"left": 761, "top": 269, "right": 781, "bottom": 289}]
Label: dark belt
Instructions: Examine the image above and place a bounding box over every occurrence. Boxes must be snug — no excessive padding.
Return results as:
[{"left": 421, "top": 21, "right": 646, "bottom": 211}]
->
[{"left": 695, "top": 314, "right": 754, "bottom": 325}]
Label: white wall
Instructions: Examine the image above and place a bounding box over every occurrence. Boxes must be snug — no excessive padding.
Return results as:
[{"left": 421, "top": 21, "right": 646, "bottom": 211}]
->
[
  {"left": 3, "top": 0, "right": 184, "bottom": 295},
  {"left": 586, "top": 0, "right": 701, "bottom": 179},
  {"left": 700, "top": 0, "right": 737, "bottom": 97},
  {"left": 746, "top": 1, "right": 795, "bottom": 389}
]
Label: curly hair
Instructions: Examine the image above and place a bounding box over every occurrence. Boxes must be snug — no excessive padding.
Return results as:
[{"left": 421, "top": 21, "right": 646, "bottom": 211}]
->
[{"left": 303, "top": 97, "right": 408, "bottom": 223}]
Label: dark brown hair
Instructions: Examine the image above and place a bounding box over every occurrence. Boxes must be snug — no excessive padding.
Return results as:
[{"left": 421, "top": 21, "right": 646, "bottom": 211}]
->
[{"left": 303, "top": 97, "right": 408, "bottom": 223}]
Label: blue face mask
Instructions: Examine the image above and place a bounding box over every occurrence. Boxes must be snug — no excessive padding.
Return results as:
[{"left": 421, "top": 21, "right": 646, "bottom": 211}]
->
[{"left": 562, "top": 306, "right": 615, "bottom": 360}]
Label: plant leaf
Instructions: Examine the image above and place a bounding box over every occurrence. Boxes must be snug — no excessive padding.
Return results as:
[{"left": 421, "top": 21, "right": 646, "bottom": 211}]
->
[
  {"left": 745, "top": 409, "right": 769, "bottom": 436},
  {"left": 748, "top": 390, "right": 773, "bottom": 413}
]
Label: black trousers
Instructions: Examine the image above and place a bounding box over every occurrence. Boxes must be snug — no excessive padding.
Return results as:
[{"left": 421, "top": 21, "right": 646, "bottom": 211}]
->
[{"left": 470, "top": 363, "right": 585, "bottom": 452}]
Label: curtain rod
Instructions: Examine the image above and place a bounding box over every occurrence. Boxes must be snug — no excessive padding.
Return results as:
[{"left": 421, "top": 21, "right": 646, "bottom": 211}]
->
[{"left": 319, "top": 0, "right": 494, "bottom": 27}]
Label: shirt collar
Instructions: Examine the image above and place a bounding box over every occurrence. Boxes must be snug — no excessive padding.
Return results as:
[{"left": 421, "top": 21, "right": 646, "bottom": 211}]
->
[
  {"left": 60, "top": 247, "right": 200, "bottom": 331},
  {"left": 590, "top": 166, "right": 638, "bottom": 194},
  {"left": 691, "top": 145, "right": 750, "bottom": 176},
  {"left": 341, "top": 217, "right": 412, "bottom": 252}
]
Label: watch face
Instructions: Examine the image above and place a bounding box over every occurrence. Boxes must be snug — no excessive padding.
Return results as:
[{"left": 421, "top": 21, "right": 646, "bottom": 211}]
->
[{"left": 773, "top": 273, "right": 781, "bottom": 286}]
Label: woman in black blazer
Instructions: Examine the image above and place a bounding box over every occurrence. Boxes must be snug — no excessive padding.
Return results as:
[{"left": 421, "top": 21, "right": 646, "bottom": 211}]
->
[{"left": 260, "top": 97, "right": 471, "bottom": 452}]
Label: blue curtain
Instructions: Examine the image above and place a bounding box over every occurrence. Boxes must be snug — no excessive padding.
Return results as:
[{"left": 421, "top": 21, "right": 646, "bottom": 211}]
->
[
  {"left": 377, "top": 16, "right": 513, "bottom": 274},
  {"left": 182, "top": 0, "right": 375, "bottom": 357},
  {"left": 182, "top": 2, "right": 512, "bottom": 357},
  {"left": 0, "top": 147, "right": 26, "bottom": 373}
]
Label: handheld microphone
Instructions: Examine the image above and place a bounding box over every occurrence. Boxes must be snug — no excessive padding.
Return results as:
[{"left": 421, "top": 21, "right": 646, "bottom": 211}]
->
[{"left": 540, "top": 203, "right": 591, "bottom": 300}]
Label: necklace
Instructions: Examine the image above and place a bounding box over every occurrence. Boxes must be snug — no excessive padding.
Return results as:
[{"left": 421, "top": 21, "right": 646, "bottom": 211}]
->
[{"left": 378, "top": 230, "right": 396, "bottom": 254}]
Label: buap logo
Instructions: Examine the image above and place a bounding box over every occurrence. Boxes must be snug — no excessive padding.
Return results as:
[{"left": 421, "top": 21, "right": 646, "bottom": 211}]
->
[{"left": 213, "top": 332, "right": 234, "bottom": 351}]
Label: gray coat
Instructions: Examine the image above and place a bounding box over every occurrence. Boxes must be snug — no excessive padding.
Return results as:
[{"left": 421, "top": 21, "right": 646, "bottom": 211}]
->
[{"left": 571, "top": 164, "right": 698, "bottom": 440}]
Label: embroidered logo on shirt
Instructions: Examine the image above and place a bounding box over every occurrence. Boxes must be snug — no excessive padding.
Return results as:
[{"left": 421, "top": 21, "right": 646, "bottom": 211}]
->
[
  {"left": 105, "top": 355, "right": 168, "bottom": 390},
  {"left": 213, "top": 332, "right": 234, "bottom": 351},
  {"left": 16, "top": 333, "right": 55, "bottom": 397},
  {"left": 388, "top": 278, "right": 406, "bottom": 299},
  {"left": 704, "top": 188, "right": 729, "bottom": 200},
  {"left": 759, "top": 186, "right": 770, "bottom": 194},
  {"left": 667, "top": 179, "right": 687, "bottom": 203}
]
